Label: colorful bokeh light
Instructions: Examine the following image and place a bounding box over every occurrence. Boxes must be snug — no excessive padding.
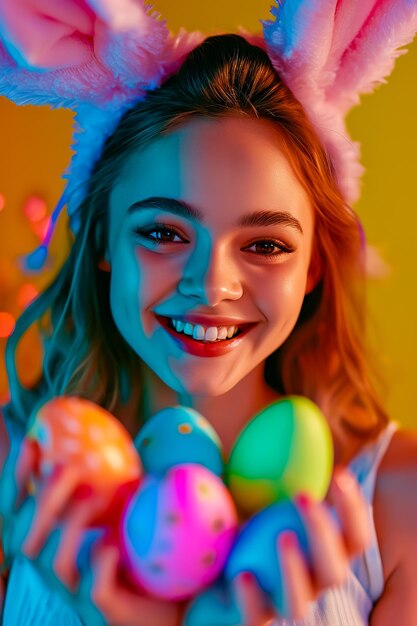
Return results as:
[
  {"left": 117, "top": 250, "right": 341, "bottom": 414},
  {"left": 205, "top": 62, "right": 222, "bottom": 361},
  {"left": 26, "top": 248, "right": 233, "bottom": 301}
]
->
[
  {"left": 23, "top": 196, "right": 47, "bottom": 222},
  {"left": 17, "top": 283, "right": 39, "bottom": 310},
  {"left": 0, "top": 312, "right": 15, "bottom": 338}
]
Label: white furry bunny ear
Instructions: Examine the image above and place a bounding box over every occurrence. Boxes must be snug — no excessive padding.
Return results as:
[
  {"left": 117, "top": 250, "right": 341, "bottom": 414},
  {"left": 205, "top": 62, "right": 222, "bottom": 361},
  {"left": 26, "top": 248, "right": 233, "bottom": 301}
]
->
[{"left": 261, "top": 0, "right": 417, "bottom": 203}]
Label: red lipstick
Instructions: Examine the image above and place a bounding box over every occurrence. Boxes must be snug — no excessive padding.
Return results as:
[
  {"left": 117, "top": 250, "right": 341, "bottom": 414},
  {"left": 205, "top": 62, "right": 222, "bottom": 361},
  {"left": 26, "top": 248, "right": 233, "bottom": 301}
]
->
[{"left": 156, "top": 315, "right": 257, "bottom": 357}]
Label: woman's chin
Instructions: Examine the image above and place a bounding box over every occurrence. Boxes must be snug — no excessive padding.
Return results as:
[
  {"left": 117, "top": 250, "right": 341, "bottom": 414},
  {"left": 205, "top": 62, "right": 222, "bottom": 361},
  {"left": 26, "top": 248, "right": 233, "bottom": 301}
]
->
[{"left": 172, "top": 377, "right": 239, "bottom": 401}]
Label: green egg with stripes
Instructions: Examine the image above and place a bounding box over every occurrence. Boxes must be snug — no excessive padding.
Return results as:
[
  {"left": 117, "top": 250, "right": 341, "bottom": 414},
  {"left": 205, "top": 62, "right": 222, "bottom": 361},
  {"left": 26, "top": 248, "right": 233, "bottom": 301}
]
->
[{"left": 225, "top": 396, "right": 333, "bottom": 516}]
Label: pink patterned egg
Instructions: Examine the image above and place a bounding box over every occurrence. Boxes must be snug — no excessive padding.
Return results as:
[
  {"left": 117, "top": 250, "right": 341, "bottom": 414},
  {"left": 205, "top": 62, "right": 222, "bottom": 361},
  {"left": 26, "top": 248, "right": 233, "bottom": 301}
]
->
[{"left": 120, "top": 463, "right": 238, "bottom": 600}]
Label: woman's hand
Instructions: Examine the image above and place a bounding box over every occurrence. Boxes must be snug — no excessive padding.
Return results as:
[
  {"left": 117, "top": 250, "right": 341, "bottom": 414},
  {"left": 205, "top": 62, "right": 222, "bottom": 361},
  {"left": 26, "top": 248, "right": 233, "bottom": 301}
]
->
[
  {"left": 2, "top": 431, "right": 180, "bottom": 626},
  {"left": 3, "top": 414, "right": 371, "bottom": 626},
  {"left": 272, "top": 465, "right": 371, "bottom": 619},
  {"left": 185, "top": 465, "right": 371, "bottom": 625}
]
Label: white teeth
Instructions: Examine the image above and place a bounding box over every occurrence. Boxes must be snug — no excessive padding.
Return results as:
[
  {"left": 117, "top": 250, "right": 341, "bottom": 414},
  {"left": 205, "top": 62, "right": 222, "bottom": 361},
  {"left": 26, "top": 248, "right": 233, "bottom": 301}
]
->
[
  {"left": 217, "top": 327, "right": 228, "bottom": 340},
  {"left": 205, "top": 327, "right": 219, "bottom": 341},
  {"left": 192, "top": 325, "right": 205, "bottom": 341},
  {"left": 170, "top": 318, "right": 239, "bottom": 342}
]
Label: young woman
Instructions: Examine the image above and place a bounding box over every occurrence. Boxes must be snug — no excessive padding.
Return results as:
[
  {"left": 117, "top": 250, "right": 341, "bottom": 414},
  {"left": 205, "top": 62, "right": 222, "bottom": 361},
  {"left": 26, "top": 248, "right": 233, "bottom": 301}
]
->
[{"left": 1, "top": 10, "right": 417, "bottom": 626}]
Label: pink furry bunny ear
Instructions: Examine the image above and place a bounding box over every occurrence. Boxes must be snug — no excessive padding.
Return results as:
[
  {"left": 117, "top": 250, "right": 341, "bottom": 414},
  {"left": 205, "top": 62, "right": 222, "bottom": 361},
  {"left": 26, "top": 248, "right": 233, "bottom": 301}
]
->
[
  {"left": 0, "top": 0, "right": 172, "bottom": 107},
  {"left": 1, "top": 0, "right": 416, "bottom": 273},
  {"left": 260, "top": 0, "right": 417, "bottom": 203},
  {"left": 0, "top": 0, "right": 204, "bottom": 268},
  {"left": 328, "top": 0, "right": 417, "bottom": 111}
]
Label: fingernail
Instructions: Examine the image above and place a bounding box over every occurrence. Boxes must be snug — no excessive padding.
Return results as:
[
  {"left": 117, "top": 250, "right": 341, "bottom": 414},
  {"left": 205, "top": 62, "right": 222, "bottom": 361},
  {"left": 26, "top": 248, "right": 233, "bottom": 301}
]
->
[
  {"left": 334, "top": 468, "right": 356, "bottom": 493},
  {"left": 295, "top": 492, "right": 313, "bottom": 512},
  {"left": 240, "top": 571, "right": 254, "bottom": 585},
  {"left": 278, "top": 530, "right": 298, "bottom": 550},
  {"left": 73, "top": 483, "right": 94, "bottom": 501}
]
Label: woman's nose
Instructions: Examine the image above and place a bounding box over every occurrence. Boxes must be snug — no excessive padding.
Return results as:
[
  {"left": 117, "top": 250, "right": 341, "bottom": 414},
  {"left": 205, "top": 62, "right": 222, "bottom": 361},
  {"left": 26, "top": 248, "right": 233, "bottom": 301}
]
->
[{"left": 177, "top": 244, "right": 243, "bottom": 305}]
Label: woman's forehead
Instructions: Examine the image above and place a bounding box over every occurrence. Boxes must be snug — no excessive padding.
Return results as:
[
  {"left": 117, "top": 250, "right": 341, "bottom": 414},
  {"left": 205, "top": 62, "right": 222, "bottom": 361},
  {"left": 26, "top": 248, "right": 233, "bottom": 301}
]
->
[{"left": 109, "top": 116, "right": 313, "bottom": 226}]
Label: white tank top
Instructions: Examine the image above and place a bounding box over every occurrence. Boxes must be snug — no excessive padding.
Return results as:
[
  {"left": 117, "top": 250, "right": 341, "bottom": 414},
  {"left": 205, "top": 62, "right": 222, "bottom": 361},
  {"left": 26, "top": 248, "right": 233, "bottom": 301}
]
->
[{"left": 1, "top": 421, "right": 398, "bottom": 625}]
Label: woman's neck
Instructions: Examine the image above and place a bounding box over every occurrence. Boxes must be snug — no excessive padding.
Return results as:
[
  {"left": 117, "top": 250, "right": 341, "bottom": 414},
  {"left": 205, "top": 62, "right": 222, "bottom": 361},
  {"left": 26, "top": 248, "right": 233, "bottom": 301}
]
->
[
  {"left": 123, "top": 361, "right": 281, "bottom": 458},
  {"left": 113, "top": 366, "right": 374, "bottom": 466}
]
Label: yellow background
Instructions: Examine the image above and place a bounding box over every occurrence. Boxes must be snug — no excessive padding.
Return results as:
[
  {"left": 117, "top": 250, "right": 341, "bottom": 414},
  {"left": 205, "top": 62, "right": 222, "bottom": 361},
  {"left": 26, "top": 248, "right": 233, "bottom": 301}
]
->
[{"left": 0, "top": 2, "right": 416, "bottom": 428}]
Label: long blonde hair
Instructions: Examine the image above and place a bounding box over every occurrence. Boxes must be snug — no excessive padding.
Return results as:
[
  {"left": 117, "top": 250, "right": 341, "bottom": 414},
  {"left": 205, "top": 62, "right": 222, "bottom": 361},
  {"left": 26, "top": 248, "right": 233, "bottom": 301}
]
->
[{"left": 6, "top": 34, "right": 388, "bottom": 441}]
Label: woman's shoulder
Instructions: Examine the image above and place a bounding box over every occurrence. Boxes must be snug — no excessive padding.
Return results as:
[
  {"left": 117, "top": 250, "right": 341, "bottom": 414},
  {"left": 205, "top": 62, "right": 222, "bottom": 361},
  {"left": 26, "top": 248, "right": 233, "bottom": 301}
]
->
[
  {"left": 366, "top": 426, "right": 417, "bottom": 622},
  {"left": 373, "top": 426, "right": 417, "bottom": 582}
]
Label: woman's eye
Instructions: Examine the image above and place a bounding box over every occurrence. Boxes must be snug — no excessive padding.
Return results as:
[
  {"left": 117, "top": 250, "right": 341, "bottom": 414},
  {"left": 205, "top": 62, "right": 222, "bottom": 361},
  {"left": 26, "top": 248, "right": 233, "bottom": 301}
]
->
[
  {"left": 134, "top": 224, "right": 185, "bottom": 245},
  {"left": 246, "top": 240, "right": 293, "bottom": 256},
  {"left": 133, "top": 224, "right": 293, "bottom": 257}
]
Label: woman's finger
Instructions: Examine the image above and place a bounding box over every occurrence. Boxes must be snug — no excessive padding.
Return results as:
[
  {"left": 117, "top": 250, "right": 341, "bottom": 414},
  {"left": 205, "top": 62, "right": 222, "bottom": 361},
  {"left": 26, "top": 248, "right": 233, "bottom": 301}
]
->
[
  {"left": 327, "top": 466, "right": 371, "bottom": 556},
  {"left": 52, "top": 498, "right": 105, "bottom": 590},
  {"left": 294, "top": 493, "right": 348, "bottom": 591},
  {"left": 3, "top": 495, "right": 37, "bottom": 560},
  {"left": 90, "top": 544, "right": 179, "bottom": 626},
  {"left": 14, "top": 438, "right": 38, "bottom": 509},
  {"left": 276, "top": 531, "right": 315, "bottom": 620},
  {"left": 232, "top": 571, "right": 272, "bottom": 626},
  {"left": 22, "top": 464, "right": 80, "bottom": 557}
]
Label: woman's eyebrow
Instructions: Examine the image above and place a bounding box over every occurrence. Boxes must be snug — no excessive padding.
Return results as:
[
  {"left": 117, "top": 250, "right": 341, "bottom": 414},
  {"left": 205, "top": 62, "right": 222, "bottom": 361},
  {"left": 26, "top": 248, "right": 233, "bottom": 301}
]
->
[{"left": 127, "top": 196, "right": 303, "bottom": 234}]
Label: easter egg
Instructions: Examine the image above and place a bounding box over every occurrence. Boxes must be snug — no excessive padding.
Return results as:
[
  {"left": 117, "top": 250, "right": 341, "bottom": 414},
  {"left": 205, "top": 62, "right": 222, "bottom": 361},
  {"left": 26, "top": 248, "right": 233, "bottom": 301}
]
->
[
  {"left": 135, "top": 406, "right": 224, "bottom": 477},
  {"left": 183, "top": 579, "right": 242, "bottom": 626},
  {"left": 224, "top": 500, "right": 309, "bottom": 612},
  {"left": 26, "top": 396, "right": 142, "bottom": 495},
  {"left": 120, "top": 463, "right": 238, "bottom": 600},
  {"left": 226, "top": 396, "right": 333, "bottom": 515}
]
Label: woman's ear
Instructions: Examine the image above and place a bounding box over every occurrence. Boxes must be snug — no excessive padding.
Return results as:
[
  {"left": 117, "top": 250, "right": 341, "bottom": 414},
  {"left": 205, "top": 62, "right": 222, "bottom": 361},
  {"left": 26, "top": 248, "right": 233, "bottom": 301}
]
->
[
  {"left": 97, "top": 257, "right": 111, "bottom": 272},
  {"left": 95, "top": 221, "right": 111, "bottom": 272},
  {"left": 305, "top": 252, "right": 322, "bottom": 294}
]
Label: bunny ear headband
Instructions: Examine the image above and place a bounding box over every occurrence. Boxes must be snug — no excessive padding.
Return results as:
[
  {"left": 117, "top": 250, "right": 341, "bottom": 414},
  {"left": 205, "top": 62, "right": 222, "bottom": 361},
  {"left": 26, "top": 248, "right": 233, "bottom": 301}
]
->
[{"left": 0, "top": 0, "right": 416, "bottom": 271}]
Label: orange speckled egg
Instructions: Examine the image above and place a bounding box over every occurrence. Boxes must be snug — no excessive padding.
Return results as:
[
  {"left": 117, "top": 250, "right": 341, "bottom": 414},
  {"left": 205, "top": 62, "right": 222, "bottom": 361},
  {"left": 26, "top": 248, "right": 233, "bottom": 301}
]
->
[{"left": 27, "top": 396, "right": 142, "bottom": 493}]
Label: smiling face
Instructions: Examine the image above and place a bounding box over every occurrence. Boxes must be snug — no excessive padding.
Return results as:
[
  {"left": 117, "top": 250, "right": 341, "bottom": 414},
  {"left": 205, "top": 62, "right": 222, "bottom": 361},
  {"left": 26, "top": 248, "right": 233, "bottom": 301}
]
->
[{"left": 107, "top": 116, "right": 318, "bottom": 398}]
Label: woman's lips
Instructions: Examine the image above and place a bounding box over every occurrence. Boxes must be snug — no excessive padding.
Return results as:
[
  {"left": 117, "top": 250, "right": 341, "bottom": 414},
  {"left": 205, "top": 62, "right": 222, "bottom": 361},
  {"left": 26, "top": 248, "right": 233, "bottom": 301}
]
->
[{"left": 155, "top": 315, "right": 257, "bottom": 357}]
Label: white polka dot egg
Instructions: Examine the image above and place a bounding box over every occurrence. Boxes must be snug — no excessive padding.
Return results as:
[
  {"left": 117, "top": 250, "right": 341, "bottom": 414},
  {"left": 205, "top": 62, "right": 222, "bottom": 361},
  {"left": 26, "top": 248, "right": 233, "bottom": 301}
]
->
[{"left": 135, "top": 406, "right": 224, "bottom": 478}]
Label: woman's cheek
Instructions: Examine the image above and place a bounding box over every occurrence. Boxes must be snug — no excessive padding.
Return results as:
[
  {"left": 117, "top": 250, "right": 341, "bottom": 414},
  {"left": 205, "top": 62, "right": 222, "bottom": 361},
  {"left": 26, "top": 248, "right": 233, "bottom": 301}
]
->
[
  {"left": 134, "top": 247, "right": 187, "bottom": 295},
  {"left": 264, "top": 263, "right": 310, "bottom": 324},
  {"left": 108, "top": 246, "right": 141, "bottom": 333},
  {"left": 259, "top": 256, "right": 306, "bottom": 296},
  {"left": 134, "top": 248, "right": 171, "bottom": 296}
]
